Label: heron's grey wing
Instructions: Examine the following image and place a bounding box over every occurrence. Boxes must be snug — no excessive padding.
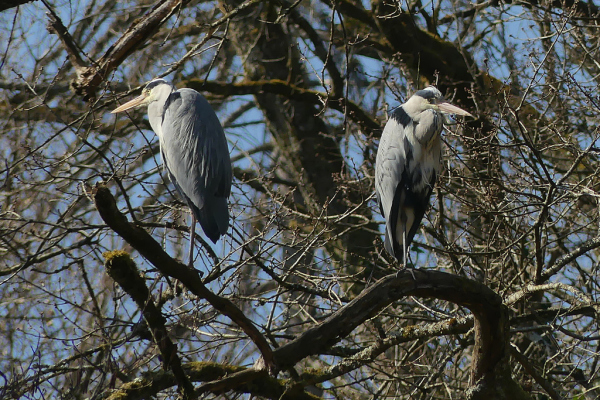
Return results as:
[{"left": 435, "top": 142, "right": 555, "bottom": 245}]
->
[
  {"left": 375, "top": 107, "right": 412, "bottom": 259},
  {"left": 160, "top": 89, "right": 232, "bottom": 242}
]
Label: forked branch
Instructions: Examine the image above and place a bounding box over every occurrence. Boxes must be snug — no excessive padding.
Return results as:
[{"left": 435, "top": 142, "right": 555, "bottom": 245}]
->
[{"left": 92, "top": 183, "right": 275, "bottom": 371}]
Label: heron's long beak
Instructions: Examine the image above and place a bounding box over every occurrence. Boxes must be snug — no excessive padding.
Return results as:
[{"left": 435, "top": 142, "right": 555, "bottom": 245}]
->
[
  {"left": 111, "top": 93, "right": 148, "bottom": 113},
  {"left": 437, "top": 102, "right": 473, "bottom": 117}
]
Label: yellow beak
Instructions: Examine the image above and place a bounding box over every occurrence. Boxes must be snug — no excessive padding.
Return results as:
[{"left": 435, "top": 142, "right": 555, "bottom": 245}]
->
[
  {"left": 111, "top": 93, "right": 149, "bottom": 113},
  {"left": 437, "top": 102, "right": 473, "bottom": 117}
]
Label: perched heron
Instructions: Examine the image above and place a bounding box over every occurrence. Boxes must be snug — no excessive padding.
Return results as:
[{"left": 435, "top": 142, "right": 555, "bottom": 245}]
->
[
  {"left": 375, "top": 86, "right": 472, "bottom": 265},
  {"left": 112, "top": 79, "right": 232, "bottom": 267}
]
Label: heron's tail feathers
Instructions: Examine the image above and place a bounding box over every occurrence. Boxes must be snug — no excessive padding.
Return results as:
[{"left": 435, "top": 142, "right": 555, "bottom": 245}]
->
[
  {"left": 384, "top": 231, "right": 396, "bottom": 260},
  {"left": 194, "top": 197, "right": 229, "bottom": 243}
]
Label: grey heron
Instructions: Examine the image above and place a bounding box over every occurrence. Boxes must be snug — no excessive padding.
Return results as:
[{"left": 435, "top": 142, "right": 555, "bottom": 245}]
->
[
  {"left": 375, "top": 86, "right": 472, "bottom": 265},
  {"left": 112, "top": 79, "right": 232, "bottom": 267}
]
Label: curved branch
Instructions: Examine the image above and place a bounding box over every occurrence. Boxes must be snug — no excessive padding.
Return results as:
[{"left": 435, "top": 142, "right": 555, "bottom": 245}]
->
[
  {"left": 274, "top": 270, "right": 507, "bottom": 384},
  {"left": 540, "top": 235, "right": 600, "bottom": 282}
]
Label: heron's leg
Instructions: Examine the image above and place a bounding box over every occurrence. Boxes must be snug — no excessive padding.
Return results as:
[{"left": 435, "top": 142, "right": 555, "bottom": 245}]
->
[
  {"left": 188, "top": 213, "right": 196, "bottom": 268},
  {"left": 397, "top": 226, "right": 416, "bottom": 280},
  {"left": 402, "top": 229, "right": 407, "bottom": 267}
]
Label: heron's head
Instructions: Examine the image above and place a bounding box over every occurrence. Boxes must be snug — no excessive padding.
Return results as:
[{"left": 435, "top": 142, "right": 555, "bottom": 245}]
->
[
  {"left": 404, "top": 86, "right": 472, "bottom": 118},
  {"left": 111, "top": 79, "right": 173, "bottom": 113}
]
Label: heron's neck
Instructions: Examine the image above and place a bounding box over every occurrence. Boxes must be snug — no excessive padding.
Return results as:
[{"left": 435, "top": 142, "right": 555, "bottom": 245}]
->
[
  {"left": 147, "top": 98, "right": 168, "bottom": 139},
  {"left": 147, "top": 84, "right": 175, "bottom": 138}
]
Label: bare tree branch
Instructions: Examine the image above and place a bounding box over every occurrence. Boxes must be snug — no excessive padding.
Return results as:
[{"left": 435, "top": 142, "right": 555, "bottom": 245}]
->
[
  {"left": 69, "top": 0, "right": 184, "bottom": 100},
  {"left": 0, "top": 0, "right": 35, "bottom": 13},
  {"left": 92, "top": 183, "right": 276, "bottom": 371},
  {"left": 104, "top": 250, "right": 196, "bottom": 399}
]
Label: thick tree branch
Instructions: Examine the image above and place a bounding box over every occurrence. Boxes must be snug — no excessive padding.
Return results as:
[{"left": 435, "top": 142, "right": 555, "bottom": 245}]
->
[
  {"left": 68, "top": 0, "right": 183, "bottom": 100},
  {"left": 104, "top": 362, "right": 320, "bottom": 400},
  {"left": 92, "top": 183, "right": 275, "bottom": 371},
  {"left": 272, "top": 269, "right": 521, "bottom": 396},
  {"left": 503, "top": 0, "right": 600, "bottom": 23},
  {"left": 91, "top": 181, "right": 526, "bottom": 396},
  {"left": 0, "top": 0, "right": 35, "bottom": 12},
  {"left": 44, "top": 3, "right": 86, "bottom": 71},
  {"left": 327, "top": 0, "right": 495, "bottom": 107},
  {"left": 103, "top": 250, "right": 196, "bottom": 399}
]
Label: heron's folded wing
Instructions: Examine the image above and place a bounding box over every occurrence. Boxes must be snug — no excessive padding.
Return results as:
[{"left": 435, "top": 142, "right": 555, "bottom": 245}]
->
[{"left": 160, "top": 89, "right": 233, "bottom": 211}]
